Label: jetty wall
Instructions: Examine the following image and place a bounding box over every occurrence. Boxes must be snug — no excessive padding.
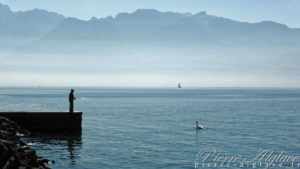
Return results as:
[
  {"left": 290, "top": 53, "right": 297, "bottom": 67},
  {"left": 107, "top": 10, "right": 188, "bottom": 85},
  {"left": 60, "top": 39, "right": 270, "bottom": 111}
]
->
[{"left": 0, "top": 111, "right": 82, "bottom": 133}]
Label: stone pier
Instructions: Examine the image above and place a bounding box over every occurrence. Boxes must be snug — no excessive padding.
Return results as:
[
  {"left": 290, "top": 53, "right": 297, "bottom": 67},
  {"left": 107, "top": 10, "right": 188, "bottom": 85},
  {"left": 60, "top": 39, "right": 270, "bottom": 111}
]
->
[{"left": 0, "top": 111, "right": 82, "bottom": 133}]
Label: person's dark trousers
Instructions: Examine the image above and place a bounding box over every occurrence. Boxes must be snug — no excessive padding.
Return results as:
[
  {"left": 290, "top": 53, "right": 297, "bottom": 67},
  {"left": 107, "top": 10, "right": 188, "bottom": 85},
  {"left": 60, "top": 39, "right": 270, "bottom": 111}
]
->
[{"left": 69, "top": 101, "right": 74, "bottom": 112}]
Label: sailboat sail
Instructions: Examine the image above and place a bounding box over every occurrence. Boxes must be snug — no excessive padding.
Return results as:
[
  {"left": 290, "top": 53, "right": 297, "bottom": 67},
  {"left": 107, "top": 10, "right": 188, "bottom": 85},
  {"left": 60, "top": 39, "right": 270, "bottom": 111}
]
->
[{"left": 178, "top": 83, "right": 182, "bottom": 88}]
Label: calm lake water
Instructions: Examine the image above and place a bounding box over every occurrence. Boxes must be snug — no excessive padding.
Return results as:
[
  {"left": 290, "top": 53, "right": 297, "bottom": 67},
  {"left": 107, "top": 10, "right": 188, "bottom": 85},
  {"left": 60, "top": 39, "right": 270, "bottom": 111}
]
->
[{"left": 0, "top": 87, "right": 299, "bottom": 169}]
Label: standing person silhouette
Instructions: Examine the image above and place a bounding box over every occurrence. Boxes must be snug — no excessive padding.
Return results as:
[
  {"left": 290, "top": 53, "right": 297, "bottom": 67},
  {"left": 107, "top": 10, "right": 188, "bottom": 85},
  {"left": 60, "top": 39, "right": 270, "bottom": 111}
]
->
[{"left": 69, "top": 89, "right": 76, "bottom": 112}]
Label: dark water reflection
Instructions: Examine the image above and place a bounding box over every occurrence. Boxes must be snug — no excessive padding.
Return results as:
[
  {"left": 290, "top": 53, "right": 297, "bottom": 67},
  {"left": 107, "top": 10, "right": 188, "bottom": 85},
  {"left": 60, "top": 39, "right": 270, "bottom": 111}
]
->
[{"left": 21, "top": 132, "right": 82, "bottom": 167}]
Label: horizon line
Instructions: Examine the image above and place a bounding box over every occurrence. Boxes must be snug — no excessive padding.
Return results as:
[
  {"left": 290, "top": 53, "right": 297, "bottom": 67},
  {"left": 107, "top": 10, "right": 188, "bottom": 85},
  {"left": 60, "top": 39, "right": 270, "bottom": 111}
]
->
[{"left": 0, "top": 86, "right": 299, "bottom": 90}]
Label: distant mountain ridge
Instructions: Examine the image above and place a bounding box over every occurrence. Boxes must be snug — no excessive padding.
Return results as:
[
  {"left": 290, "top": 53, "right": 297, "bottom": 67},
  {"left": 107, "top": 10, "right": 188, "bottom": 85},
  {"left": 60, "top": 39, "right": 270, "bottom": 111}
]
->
[
  {"left": 1, "top": 3, "right": 299, "bottom": 44},
  {"left": 44, "top": 8, "right": 300, "bottom": 42},
  {"left": 0, "top": 3, "right": 64, "bottom": 38},
  {"left": 0, "top": 2, "right": 298, "bottom": 58}
]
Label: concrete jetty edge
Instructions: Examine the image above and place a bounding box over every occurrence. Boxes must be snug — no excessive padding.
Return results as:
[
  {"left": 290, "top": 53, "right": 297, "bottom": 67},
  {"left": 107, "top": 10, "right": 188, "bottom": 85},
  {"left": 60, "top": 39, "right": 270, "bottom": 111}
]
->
[{"left": 0, "top": 111, "right": 82, "bottom": 133}]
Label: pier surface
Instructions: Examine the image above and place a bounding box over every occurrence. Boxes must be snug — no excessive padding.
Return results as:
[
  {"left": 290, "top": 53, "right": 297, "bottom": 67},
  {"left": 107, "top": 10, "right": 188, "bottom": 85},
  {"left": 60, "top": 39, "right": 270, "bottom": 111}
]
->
[{"left": 0, "top": 111, "right": 82, "bottom": 133}]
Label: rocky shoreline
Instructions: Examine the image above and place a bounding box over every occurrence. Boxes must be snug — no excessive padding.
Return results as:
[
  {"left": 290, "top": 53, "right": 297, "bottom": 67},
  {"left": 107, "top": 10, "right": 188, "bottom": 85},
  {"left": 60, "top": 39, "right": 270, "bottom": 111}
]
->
[{"left": 0, "top": 116, "right": 53, "bottom": 169}]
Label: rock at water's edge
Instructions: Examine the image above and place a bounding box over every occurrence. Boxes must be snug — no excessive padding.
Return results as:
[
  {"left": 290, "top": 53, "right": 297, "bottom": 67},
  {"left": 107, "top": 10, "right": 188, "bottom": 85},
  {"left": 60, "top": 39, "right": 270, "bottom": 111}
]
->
[{"left": 0, "top": 116, "right": 53, "bottom": 169}]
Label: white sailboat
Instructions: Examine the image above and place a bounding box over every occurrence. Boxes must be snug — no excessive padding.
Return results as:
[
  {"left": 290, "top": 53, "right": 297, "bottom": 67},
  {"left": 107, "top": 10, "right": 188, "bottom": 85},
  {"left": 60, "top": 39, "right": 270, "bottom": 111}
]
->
[{"left": 178, "top": 83, "right": 182, "bottom": 88}]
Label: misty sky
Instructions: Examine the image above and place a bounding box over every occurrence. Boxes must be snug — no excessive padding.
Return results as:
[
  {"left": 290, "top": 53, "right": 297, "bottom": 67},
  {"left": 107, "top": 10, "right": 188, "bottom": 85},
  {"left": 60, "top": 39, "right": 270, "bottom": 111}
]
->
[{"left": 1, "top": 0, "right": 300, "bottom": 28}]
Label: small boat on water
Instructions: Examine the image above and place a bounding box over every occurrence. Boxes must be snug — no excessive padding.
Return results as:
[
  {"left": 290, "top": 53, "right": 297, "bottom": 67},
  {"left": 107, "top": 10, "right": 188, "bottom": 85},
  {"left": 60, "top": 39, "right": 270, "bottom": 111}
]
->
[{"left": 178, "top": 83, "right": 182, "bottom": 88}]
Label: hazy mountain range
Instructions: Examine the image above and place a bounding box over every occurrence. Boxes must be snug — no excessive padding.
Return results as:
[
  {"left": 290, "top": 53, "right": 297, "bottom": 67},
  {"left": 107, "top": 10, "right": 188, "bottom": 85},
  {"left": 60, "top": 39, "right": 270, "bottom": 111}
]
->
[{"left": 1, "top": 3, "right": 300, "bottom": 87}]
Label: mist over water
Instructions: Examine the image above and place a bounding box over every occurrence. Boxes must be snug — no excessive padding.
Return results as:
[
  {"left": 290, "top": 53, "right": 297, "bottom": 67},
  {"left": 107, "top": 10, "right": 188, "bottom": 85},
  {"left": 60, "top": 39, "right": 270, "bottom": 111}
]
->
[{"left": 2, "top": 43, "right": 300, "bottom": 87}]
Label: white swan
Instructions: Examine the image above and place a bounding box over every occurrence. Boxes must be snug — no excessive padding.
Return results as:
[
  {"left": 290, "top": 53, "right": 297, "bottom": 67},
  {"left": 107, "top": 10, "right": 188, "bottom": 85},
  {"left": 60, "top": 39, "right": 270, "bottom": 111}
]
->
[{"left": 196, "top": 121, "right": 204, "bottom": 129}]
